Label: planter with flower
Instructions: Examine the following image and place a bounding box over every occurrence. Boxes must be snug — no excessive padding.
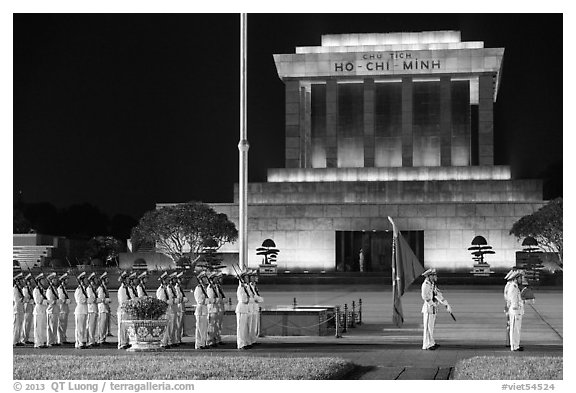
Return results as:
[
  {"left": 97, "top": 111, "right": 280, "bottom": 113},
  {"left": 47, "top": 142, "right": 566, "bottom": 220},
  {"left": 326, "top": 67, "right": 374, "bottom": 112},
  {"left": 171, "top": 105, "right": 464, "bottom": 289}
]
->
[{"left": 122, "top": 296, "right": 169, "bottom": 351}]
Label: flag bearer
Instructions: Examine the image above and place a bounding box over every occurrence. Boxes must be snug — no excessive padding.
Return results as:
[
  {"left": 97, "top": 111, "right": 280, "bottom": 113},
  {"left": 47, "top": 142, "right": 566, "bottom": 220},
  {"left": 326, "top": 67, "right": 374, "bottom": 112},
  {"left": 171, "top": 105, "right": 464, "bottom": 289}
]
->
[
  {"left": 21, "top": 274, "right": 35, "bottom": 344},
  {"left": 248, "top": 270, "right": 264, "bottom": 345},
  {"left": 33, "top": 273, "right": 49, "bottom": 348},
  {"left": 45, "top": 272, "right": 61, "bottom": 346},
  {"left": 57, "top": 273, "right": 71, "bottom": 345},
  {"left": 13, "top": 273, "right": 25, "bottom": 347},
  {"left": 117, "top": 271, "right": 131, "bottom": 349},
  {"left": 193, "top": 271, "right": 210, "bottom": 349},
  {"left": 97, "top": 272, "right": 111, "bottom": 345},
  {"left": 420, "top": 269, "right": 452, "bottom": 350},
  {"left": 156, "top": 272, "right": 175, "bottom": 349},
  {"left": 74, "top": 272, "right": 89, "bottom": 349},
  {"left": 235, "top": 271, "right": 251, "bottom": 350}
]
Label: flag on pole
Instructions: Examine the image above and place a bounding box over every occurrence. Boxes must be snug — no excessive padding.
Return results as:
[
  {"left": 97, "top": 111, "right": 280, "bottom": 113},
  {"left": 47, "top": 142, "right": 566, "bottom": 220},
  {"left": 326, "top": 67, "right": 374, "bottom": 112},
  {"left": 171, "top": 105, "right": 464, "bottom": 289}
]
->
[{"left": 388, "top": 216, "right": 425, "bottom": 327}]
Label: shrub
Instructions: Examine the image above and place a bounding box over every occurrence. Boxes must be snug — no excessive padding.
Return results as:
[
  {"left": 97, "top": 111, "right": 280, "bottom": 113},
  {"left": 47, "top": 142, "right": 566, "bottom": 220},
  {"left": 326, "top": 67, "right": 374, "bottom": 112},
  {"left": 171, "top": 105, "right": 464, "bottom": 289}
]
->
[{"left": 122, "top": 296, "right": 168, "bottom": 320}]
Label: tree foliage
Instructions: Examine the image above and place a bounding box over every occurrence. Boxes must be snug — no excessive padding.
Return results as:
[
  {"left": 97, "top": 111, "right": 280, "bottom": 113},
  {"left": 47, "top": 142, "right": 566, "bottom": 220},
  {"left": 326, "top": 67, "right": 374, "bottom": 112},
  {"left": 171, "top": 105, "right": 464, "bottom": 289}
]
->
[
  {"left": 13, "top": 207, "right": 32, "bottom": 233},
  {"left": 85, "top": 236, "right": 123, "bottom": 266},
  {"left": 510, "top": 197, "right": 563, "bottom": 268},
  {"left": 131, "top": 202, "right": 238, "bottom": 265}
]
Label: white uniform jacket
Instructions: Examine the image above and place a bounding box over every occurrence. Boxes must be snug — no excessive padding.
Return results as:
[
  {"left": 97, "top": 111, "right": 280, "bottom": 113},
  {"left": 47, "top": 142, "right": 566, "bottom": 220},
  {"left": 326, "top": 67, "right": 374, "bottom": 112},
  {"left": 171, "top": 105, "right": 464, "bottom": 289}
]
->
[
  {"left": 508, "top": 282, "right": 525, "bottom": 316},
  {"left": 137, "top": 284, "right": 148, "bottom": 298},
  {"left": 117, "top": 283, "right": 131, "bottom": 313},
  {"left": 23, "top": 286, "right": 34, "bottom": 313},
  {"left": 86, "top": 285, "right": 98, "bottom": 313},
  {"left": 156, "top": 285, "right": 175, "bottom": 314},
  {"left": 421, "top": 280, "right": 447, "bottom": 313},
  {"left": 33, "top": 287, "right": 48, "bottom": 315},
  {"left": 97, "top": 285, "right": 111, "bottom": 313},
  {"left": 503, "top": 281, "right": 514, "bottom": 312},
  {"left": 207, "top": 285, "right": 218, "bottom": 314},
  {"left": 175, "top": 284, "right": 188, "bottom": 313},
  {"left": 46, "top": 285, "right": 60, "bottom": 314},
  {"left": 58, "top": 285, "right": 71, "bottom": 314},
  {"left": 74, "top": 286, "right": 88, "bottom": 315},
  {"left": 250, "top": 283, "right": 264, "bottom": 310},
  {"left": 14, "top": 285, "right": 25, "bottom": 314},
  {"left": 235, "top": 283, "right": 251, "bottom": 314},
  {"left": 194, "top": 285, "right": 209, "bottom": 316}
]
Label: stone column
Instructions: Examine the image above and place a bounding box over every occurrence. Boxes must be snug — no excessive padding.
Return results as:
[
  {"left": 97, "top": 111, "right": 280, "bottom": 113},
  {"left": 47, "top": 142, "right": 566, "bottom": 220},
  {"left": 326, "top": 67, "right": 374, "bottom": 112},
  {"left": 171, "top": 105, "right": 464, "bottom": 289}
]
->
[
  {"left": 440, "top": 77, "right": 452, "bottom": 166},
  {"left": 363, "top": 78, "right": 375, "bottom": 167},
  {"left": 326, "top": 79, "right": 338, "bottom": 168},
  {"left": 285, "top": 80, "right": 301, "bottom": 168},
  {"left": 303, "top": 86, "right": 312, "bottom": 168},
  {"left": 401, "top": 77, "right": 413, "bottom": 167},
  {"left": 478, "top": 74, "right": 495, "bottom": 166}
]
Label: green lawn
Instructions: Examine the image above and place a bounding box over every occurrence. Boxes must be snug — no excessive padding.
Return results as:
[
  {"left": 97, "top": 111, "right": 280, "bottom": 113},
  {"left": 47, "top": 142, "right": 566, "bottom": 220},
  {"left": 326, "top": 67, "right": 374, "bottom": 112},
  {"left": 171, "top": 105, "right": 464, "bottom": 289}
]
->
[
  {"left": 14, "top": 354, "right": 356, "bottom": 380},
  {"left": 453, "top": 356, "right": 563, "bottom": 380}
]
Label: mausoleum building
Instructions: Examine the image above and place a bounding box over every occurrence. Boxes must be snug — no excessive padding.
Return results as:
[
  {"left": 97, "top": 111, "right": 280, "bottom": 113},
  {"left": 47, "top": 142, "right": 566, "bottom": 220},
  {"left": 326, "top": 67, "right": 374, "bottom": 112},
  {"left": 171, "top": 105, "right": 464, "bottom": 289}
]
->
[{"left": 163, "top": 31, "right": 545, "bottom": 273}]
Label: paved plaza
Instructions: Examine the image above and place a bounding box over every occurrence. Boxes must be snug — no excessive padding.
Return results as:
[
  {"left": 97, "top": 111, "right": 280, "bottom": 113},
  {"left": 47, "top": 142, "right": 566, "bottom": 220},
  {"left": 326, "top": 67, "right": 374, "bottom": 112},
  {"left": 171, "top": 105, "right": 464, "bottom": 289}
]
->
[{"left": 13, "top": 284, "right": 563, "bottom": 379}]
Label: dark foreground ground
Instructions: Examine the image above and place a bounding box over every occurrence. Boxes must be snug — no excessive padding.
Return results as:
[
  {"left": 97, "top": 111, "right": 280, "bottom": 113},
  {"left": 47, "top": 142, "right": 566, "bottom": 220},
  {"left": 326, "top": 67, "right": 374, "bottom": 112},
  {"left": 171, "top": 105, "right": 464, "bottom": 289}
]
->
[{"left": 14, "top": 284, "right": 563, "bottom": 380}]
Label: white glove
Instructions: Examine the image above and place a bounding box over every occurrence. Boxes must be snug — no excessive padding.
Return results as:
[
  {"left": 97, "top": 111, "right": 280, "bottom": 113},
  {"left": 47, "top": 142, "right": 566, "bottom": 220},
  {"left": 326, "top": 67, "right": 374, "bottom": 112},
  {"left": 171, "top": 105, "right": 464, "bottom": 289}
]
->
[{"left": 446, "top": 304, "right": 452, "bottom": 314}]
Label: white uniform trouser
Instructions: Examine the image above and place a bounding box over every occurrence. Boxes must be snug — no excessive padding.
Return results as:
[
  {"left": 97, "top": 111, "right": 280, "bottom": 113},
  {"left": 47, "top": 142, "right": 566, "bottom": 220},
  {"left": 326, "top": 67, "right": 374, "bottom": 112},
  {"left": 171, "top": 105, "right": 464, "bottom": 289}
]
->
[
  {"left": 87, "top": 312, "right": 98, "bottom": 345},
  {"left": 509, "top": 314, "right": 523, "bottom": 350},
  {"left": 195, "top": 315, "right": 208, "bottom": 348},
  {"left": 34, "top": 313, "right": 47, "bottom": 347},
  {"left": 422, "top": 311, "right": 436, "bottom": 349},
  {"left": 215, "top": 309, "right": 224, "bottom": 343},
  {"left": 207, "top": 312, "right": 218, "bottom": 345},
  {"left": 117, "top": 311, "right": 127, "bottom": 348},
  {"left": 22, "top": 312, "right": 33, "bottom": 343},
  {"left": 250, "top": 308, "right": 260, "bottom": 344},
  {"left": 98, "top": 312, "right": 109, "bottom": 343},
  {"left": 174, "top": 312, "right": 183, "bottom": 344},
  {"left": 161, "top": 313, "right": 175, "bottom": 347},
  {"left": 236, "top": 312, "right": 250, "bottom": 349},
  {"left": 13, "top": 313, "right": 24, "bottom": 345},
  {"left": 75, "top": 314, "right": 88, "bottom": 348},
  {"left": 47, "top": 313, "right": 59, "bottom": 345},
  {"left": 58, "top": 312, "right": 69, "bottom": 343}
]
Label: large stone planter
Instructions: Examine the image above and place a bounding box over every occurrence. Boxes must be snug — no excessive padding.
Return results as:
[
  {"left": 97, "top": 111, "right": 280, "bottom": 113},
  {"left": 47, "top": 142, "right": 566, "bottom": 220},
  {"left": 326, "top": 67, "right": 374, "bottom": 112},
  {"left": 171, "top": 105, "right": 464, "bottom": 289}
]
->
[{"left": 125, "top": 319, "right": 167, "bottom": 352}]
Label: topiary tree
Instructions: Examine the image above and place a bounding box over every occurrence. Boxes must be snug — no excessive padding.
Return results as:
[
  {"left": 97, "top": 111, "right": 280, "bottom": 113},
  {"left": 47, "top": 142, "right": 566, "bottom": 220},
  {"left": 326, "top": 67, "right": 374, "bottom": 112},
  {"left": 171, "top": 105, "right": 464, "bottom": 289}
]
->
[
  {"left": 510, "top": 197, "right": 562, "bottom": 269},
  {"left": 131, "top": 201, "right": 238, "bottom": 267}
]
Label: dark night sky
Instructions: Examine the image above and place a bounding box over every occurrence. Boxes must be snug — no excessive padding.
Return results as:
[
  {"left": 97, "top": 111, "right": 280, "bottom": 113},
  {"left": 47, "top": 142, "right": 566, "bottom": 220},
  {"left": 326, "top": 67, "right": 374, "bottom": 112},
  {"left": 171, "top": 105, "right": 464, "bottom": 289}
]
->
[{"left": 13, "top": 14, "right": 563, "bottom": 220}]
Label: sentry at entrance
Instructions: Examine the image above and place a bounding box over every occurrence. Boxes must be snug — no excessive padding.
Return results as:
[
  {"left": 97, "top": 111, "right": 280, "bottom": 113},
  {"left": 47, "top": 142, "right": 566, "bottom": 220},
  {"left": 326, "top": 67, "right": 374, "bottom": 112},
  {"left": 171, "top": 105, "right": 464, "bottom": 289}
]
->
[{"left": 336, "top": 230, "right": 424, "bottom": 272}]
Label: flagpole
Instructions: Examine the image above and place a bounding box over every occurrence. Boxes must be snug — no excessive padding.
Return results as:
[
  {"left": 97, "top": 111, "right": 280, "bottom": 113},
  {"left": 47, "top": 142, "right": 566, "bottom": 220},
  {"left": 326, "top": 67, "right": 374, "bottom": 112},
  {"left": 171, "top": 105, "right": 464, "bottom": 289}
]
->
[{"left": 238, "top": 13, "right": 249, "bottom": 271}]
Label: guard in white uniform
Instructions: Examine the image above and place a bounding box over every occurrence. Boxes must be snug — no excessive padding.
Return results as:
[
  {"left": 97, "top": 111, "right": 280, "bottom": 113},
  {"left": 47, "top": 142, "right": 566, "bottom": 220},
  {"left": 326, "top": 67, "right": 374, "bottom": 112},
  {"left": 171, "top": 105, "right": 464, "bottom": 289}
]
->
[
  {"left": 503, "top": 268, "right": 517, "bottom": 347},
  {"left": 172, "top": 272, "right": 188, "bottom": 346},
  {"left": 235, "top": 271, "right": 251, "bottom": 350},
  {"left": 84, "top": 273, "right": 98, "bottom": 347},
  {"left": 13, "top": 273, "right": 25, "bottom": 346},
  {"left": 213, "top": 273, "right": 226, "bottom": 345},
  {"left": 21, "top": 274, "right": 35, "bottom": 344},
  {"left": 506, "top": 270, "right": 526, "bottom": 351},
  {"left": 420, "top": 268, "right": 452, "bottom": 350},
  {"left": 57, "top": 273, "right": 71, "bottom": 345},
  {"left": 193, "top": 271, "right": 210, "bottom": 349},
  {"left": 117, "top": 271, "right": 131, "bottom": 349},
  {"left": 249, "top": 271, "right": 264, "bottom": 345},
  {"left": 96, "top": 272, "right": 111, "bottom": 345},
  {"left": 136, "top": 271, "right": 149, "bottom": 298},
  {"left": 156, "top": 272, "right": 175, "bottom": 349},
  {"left": 74, "top": 272, "right": 89, "bottom": 349},
  {"left": 206, "top": 272, "right": 219, "bottom": 347},
  {"left": 33, "top": 273, "right": 49, "bottom": 348},
  {"left": 45, "top": 272, "right": 61, "bottom": 346}
]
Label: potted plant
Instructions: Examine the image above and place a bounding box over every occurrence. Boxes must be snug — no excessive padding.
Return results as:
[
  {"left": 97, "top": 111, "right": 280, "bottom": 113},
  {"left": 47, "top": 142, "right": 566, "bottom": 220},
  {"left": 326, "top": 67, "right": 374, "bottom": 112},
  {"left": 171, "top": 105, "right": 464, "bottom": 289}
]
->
[{"left": 122, "top": 296, "right": 169, "bottom": 351}]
